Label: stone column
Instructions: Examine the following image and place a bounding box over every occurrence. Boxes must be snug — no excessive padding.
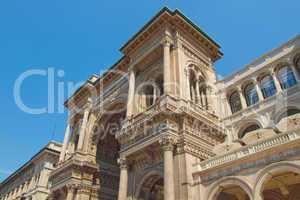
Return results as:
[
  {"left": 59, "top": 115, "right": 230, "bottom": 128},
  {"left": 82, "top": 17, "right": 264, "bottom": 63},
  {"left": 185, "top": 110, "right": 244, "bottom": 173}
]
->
[
  {"left": 185, "top": 70, "right": 191, "bottom": 100},
  {"left": 153, "top": 84, "right": 157, "bottom": 103},
  {"left": 77, "top": 100, "right": 92, "bottom": 151},
  {"left": 253, "top": 79, "right": 264, "bottom": 101},
  {"left": 126, "top": 67, "right": 136, "bottom": 118},
  {"left": 118, "top": 158, "right": 128, "bottom": 200},
  {"left": 163, "top": 39, "right": 171, "bottom": 95},
  {"left": 271, "top": 71, "right": 282, "bottom": 94},
  {"left": 195, "top": 80, "right": 200, "bottom": 104},
  {"left": 159, "top": 136, "right": 176, "bottom": 200},
  {"left": 174, "top": 36, "right": 186, "bottom": 99},
  {"left": 66, "top": 185, "right": 75, "bottom": 200},
  {"left": 59, "top": 124, "right": 71, "bottom": 162},
  {"left": 237, "top": 87, "right": 247, "bottom": 109},
  {"left": 206, "top": 86, "right": 213, "bottom": 110},
  {"left": 201, "top": 90, "right": 206, "bottom": 108},
  {"left": 291, "top": 63, "right": 300, "bottom": 83},
  {"left": 77, "top": 186, "right": 90, "bottom": 200}
]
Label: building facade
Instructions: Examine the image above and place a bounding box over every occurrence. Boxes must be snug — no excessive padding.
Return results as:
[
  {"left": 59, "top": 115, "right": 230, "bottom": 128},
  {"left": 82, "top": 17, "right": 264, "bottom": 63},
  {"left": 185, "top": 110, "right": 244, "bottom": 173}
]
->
[
  {"left": 0, "top": 142, "right": 61, "bottom": 200},
  {"left": 1, "top": 7, "right": 300, "bottom": 200}
]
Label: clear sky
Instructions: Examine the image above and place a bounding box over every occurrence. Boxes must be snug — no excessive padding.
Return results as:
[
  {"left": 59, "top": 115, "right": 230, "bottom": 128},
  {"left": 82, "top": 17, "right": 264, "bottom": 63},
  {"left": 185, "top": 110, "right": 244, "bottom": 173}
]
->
[{"left": 0, "top": 0, "right": 299, "bottom": 181}]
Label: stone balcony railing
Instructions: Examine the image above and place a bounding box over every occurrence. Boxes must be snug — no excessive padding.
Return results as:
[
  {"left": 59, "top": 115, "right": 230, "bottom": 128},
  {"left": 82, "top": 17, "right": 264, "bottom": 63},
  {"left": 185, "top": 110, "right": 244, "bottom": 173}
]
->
[
  {"left": 118, "top": 95, "right": 219, "bottom": 137},
  {"left": 195, "top": 128, "right": 300, "bottom": 172}
]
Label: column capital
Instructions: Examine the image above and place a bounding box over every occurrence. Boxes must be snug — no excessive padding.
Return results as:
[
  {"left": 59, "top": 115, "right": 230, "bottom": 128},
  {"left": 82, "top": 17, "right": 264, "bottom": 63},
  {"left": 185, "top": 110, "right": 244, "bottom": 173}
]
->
[
  {"left": 118, "top": 157, "right": 128, "bottom": 169},
  {"left": 162, "top": 37, "right": 172, "bottom": 47},
  {"left": 66, "top": 184, "right": 77, "bottom": 191},
  {"left": 251, "top": 77, "right": 258, "bottom": 84},
  {"left": 128, "top": 64, "right": 136, "bottom": 72},
  {"left": 268, "top": 67, "right": 277, "bottom": 76},
  {"left": 87, "top": 97, "right": 93, "bottom": 108},
  {"left": 236, "top": 86, "right": 243, "bottom": 93},
  {"left": 159, "top": 135, "right": 177, "bottom": 151}
]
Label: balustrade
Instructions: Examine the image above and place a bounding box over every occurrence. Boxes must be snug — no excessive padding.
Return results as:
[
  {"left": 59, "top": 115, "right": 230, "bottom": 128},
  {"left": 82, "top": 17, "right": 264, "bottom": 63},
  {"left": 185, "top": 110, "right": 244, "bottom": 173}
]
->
[{"left": 198, "top": 129, "right": 300, "bottom": 171}]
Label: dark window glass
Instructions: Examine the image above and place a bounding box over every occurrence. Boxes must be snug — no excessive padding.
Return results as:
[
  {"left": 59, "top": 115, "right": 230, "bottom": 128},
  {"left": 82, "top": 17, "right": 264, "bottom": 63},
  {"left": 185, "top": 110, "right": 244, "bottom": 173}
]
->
[
  {"left": 277, "top": 66, "right": 297, "bottom": 89},
  {"left": 229, "top": 91, "right": 242, "bottom": 114},
  {"left": 244, "top": 83, "right": 259, "bottom": 106},
  {"left": 260, "top": 75, "right": 277, "bottom": 98}
]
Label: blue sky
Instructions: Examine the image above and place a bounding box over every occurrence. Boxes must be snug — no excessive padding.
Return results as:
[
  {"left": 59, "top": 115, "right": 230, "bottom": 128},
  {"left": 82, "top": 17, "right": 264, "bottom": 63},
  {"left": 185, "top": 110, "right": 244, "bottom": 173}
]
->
[{"left": 0, "top": 0, "right": 299, "bottom": 181}]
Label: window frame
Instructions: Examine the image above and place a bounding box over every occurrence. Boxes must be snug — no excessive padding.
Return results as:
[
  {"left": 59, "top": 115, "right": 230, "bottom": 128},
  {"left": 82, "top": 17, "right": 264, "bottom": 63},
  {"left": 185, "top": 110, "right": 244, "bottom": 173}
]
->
[
  {"left": 229, "top": 91, "right": 242, "bottom": 114},
  {"left": 260, "top": 75, "right": 277, "bottom": 98},
  {"left": 244, "top": 83, "right": 259, "bottom": 106},
  {"left": 277, "top": 66, "right": 297, "bottom": 90}
]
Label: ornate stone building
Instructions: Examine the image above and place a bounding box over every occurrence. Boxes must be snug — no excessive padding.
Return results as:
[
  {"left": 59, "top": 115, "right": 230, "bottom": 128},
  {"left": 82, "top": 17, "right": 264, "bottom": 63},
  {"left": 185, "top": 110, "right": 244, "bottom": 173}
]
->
[
  {"left": 1, "top": 7, "right": 300, "bottom": 200},
  {"left": 0, "top": 142, "right": 61, "bottom": 200}
]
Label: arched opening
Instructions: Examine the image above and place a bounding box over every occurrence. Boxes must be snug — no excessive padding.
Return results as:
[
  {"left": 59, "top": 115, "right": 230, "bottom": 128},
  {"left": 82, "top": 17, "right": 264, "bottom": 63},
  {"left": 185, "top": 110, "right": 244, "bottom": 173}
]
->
[
  {"left": 213, "top": 185, "right": 251, "bottom": 200},
  {"left": 239, "top": 123, "right": 261, "bottom": 138},
  {"left": 136, "top": 74, "right": 163, "bottom": 113},
  {"left": 276, "top": 108, "right": 300, "bottom": 124},
  {"left": 187, "top": 65, "right": 209, "bottom": 108},
  {"left": 244, "top": 83, "right": 259, "bottom": 106},
  {"left": 294, "top": 55, "right": 300, "bottom": 75},
  {"left": 208, "top": 178, "right": 253, "bottom": 200},
  {"left": 66, "top": 115, "right": 81, "bottom": 156},
  {"left": 275, "top": 107, "right": 300, "bottom": 132},
  {"left": 259, "top": 170, "right": 300, "bottom": 200},
  {"left": 229, "top": 91, "right": 242, "bottom": 114},
  {"left": 137, "top": 174, "right": 163, "bottom": 200},
  {"left": 277, "top": 66, "right": 297, "bottom": 90},
  {"left": 189, "top": 68, "right": 198, "bottom": 102},
  {"left": 94, "top": 103, "right": 126, "bottom": 199},
  {"left": 155, "top": 74, "right": 164, "bottom": 98},
  {"left": 260, "top": 75, "right": 277, "bottom": 99}
]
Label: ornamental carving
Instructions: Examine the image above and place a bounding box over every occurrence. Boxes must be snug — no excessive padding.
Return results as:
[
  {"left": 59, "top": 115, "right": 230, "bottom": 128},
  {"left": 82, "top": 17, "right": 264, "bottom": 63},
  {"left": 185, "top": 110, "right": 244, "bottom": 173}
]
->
[{"left": 159, "top": 135, "right": 178, "bottom": 151}]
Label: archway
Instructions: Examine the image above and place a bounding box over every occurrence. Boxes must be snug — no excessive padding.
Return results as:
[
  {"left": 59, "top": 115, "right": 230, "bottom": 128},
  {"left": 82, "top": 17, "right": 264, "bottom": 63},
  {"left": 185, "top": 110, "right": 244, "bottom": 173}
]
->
[
  {"left": 238, "top": 123, "right": 261, "bottom": 139},
  {"left": 254, "top": 162, "right": 300, "bottom": 200},
  {"left": 93, "top": 102, "right": 126, "bottom": 199},
  {"left": 214, "top": 186, "right": 250, "bottom": 200},
  {"left": 208, "top": 177, "right": 253, "bottom": 200},
  {"left": 136, "top": 173, "right": 164, "bottom": 200}
]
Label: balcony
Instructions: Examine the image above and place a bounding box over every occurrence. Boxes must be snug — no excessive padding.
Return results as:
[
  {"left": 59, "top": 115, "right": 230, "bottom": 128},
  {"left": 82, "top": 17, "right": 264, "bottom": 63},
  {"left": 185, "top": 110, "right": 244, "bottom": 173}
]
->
[{"left": 194, "top": 128, "right": 300, "bottom": 172}]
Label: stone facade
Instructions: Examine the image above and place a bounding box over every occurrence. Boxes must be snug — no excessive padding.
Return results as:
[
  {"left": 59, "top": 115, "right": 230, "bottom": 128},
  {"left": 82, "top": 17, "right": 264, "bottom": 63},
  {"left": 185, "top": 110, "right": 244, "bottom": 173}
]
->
[
  {"left": 0, "top": 142, "right": 61, "bottom": 200},
  {"left": 1, "top": 7, "right": 300, "bottom": 200}
]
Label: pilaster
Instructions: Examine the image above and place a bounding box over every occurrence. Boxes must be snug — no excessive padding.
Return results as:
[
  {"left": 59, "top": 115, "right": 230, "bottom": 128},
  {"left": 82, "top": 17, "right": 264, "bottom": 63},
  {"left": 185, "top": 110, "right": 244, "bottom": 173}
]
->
[
  {"left": 163, "top": 38, "right": 172, "bottom": 95},
  {"left": 118, "top": 157, "right": 128, "bottom": 200},
  {"left": 159, "top": 136, "right": 177, "bottom": 200}
]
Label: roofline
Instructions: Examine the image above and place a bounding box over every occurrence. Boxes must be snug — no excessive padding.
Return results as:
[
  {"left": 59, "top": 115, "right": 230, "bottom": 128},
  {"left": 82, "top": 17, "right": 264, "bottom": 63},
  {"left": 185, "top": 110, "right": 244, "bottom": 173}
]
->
[
  {"left": 64, "top": 76, "right": 96, "bottom": 107},
  {"left": 65, "top": 7, "right": 222, "bottom": 106},
  {"left": 0, "top": 141, "right": 62, "bottom": 188},
  {"left": 219, "top": 34, "right": 300, "bottom": 83},
  {"left": 173, "top": 8, "right": 221, "bottom": 48},
  {"left": 120, "top": 7, "right": 221, "bottom": 52}
]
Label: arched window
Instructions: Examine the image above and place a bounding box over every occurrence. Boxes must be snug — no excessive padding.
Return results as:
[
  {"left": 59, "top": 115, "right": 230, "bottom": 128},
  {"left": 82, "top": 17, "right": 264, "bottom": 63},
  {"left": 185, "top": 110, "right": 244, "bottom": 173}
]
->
[
  {"left": 260, "top": 75, "right": 277, "bottom": 98},
  {"left": 244, "top": 83, "right": 259, "bottom": 106},
  {"left": 229, "top": 91, "right": 242, "bottom": 114},
  {"left": 277, "top": 66, "right": 297, "bottom": 89}
]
